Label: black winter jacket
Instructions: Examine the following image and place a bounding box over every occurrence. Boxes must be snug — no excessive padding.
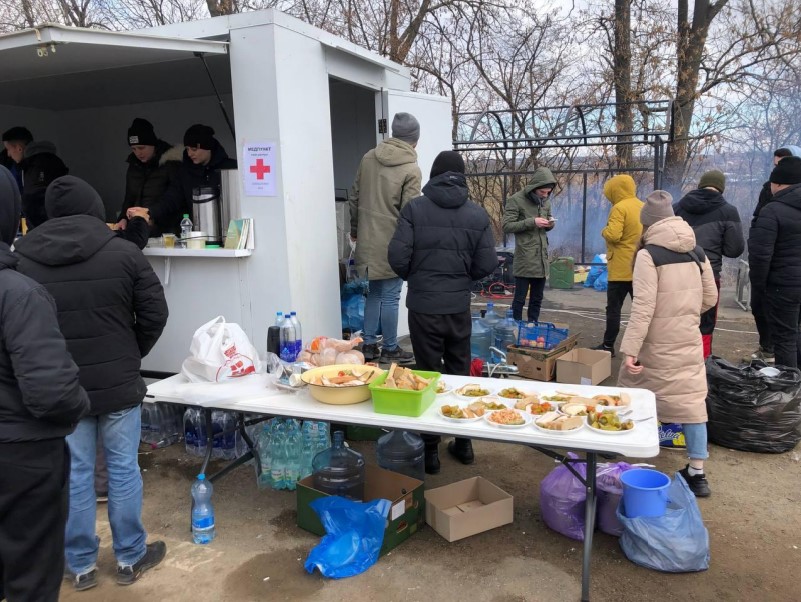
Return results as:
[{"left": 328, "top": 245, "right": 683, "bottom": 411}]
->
[
  {"left": 0, "top": 166, "right": 89, "bottom": 442},
  {"left": 19, "top": 141, "right": 69, "bottom": 230},
  {"left": 14, "top": 176, "right": 169, "bottom": 416},
  {"left": 748, "top": 183, "right": 801, "bottom": 290},
  {"left": 118, "top": 140, "right": 183, "bottom": 236},
  {"left": 751, "top": 180, "right": 772, "bottom": 227},
  {"left": 388, "top": 172, "right": 498, "bottom": 313},
  {"left": 674, "top": 188, "right": 745, "bottom": 277},
  {"left": 156, "top": 141, "right": 237, "bottom": 232}
]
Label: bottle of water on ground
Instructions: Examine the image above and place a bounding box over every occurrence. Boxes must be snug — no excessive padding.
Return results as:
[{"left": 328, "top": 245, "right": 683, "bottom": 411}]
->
[
  {"left": 270, "top": 421, "right": 288, "bottom": 488},
  {"left": 493, "top": 309, "right": 518, "bottom": 363},
  {"left": 183, "top": 408, "right": 207, "bottom": 457},
  {"left": 256, "top": 419, "right": 275, "bottom": 489},
  {"left": 279, "top": 314, "right": 298, "bottom": 362},
  {"left": 191, "top": 474, "right": 216, "bottom": 544},
  {"left": 179, "top": 213, "right": 193, "bottom": 248},
  {"left": 284, "top": 420, "right": 302, "bottom": 490}
]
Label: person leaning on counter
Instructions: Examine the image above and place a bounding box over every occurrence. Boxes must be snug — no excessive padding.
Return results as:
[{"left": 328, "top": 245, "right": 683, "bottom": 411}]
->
[
  {"left": 117, "top": 118, "right": 183, "bottom": 237},
  {"left": 151, "top": 124, "right": 237, "bottom": 235}
]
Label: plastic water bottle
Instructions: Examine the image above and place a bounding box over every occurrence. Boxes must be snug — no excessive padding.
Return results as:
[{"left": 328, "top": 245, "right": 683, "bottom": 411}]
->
[
  {"left": 141, "top": 403, "right": 157, "bottom": 445},
  {"left": 256, "top": 420, "right": 274, "bottom": 489},
  {"left": 279, "top": 315, "right": 297, "bottom": 362},
  {"left": 191, "top": 474, "right": 216, "bottom": 544},
  {"left": 270, "top": 421, "right": 288, "bottom": 489},
  {"left": 289, "top": 311, "right": 302, "bottom": 358},
  {"left": 184, "top": 408, "right": 206, "bottom": 457},
  {"left": 493, "top": 309, "right": 519, "bottom": 362},
  {"left": 179, "top": 214, "right": 193, "bottom": 248},
  {"left": 470, "top": 312, "right": 491, "bottom": 361},
  {"left": 284, "top": 420, "right": 302, "bottom": 490}
]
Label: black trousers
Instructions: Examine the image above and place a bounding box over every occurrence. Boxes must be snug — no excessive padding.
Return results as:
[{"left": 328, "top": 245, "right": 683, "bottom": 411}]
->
[
  {"left": 751, "top": 286, "right": 774, "bottom": 353},
  {"left": 409, "top": 310, "right": 471, "bottom": 447},
  {"left": 0, "top": 439, "right": 69, "bottom": 602},
  {"left": 767, "top": 287, "right": 801, "bottom": 368},
  {"left": 512, "top": 277, "right": 546, "bottom": 322},
  {"left": 602, "top": 281, "right": 634, "bottom": 348}
]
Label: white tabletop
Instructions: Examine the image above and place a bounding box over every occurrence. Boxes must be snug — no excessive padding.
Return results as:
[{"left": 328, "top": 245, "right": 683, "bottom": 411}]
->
[{"left": 147, "top": 374, "right": 660, "bottom": 458}]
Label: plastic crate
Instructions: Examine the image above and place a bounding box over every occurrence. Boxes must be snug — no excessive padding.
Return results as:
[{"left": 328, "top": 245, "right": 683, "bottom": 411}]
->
[
  {"left": 368, "top": 370, "right": 441, "bottom": 417},
  {"left": 517, "top": 321, "right": 569, "bottom": 350}
]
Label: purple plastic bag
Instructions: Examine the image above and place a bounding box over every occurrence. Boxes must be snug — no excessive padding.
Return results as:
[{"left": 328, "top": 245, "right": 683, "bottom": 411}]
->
[
  {"left": 539, "top": 454, "right": 587, "bottom": 541},
  {"left": 596, "top": 462, "right": 633, "bottom": 537}
]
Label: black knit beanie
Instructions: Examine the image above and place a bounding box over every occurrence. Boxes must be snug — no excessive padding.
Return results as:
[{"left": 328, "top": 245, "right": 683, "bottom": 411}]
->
[
  {"left": 770, "top": 156, "right": 801, "bottom": 185},
  {"left": 430, "top": 151, "right": 465, "bottom": 178},
  {"left": 127, "top": 118, "right": 158, "bottom": 146},
  {"left": 183, "top": 124, "right": 216, "bottom": 150},
  {"left": 2, "top": 126, "right": 33, "bottom": 143}
]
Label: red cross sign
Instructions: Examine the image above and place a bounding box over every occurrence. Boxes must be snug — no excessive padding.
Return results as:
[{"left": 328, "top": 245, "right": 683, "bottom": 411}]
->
[{"left": 249, "top": 158, "right": 271, "bottom": 180}]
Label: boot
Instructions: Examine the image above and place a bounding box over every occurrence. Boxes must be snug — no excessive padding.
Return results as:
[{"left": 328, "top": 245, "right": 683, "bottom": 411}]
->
[
  {"left": 424, "top": 442, "right": 440, "bottom": 475},
  {"left": 447, "top": 438, "right": 474, "bottom": 465}
]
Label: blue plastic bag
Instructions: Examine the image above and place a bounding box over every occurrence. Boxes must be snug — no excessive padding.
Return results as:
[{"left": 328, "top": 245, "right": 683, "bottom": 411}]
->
[
  {"left": 617, "top": 475, "right": 710, "bottom": 572},
  {"left": 585, "top": 254, "right": 608, "bottom": 290},
  {"left": 341, "top": 291, "right": 365, "bottom": 332},
  {"left": 304, "top": 496, "right": 391, "bottom": 579},
  {"left": 593, "top": 269, "right": 608, "bottom": 292}
]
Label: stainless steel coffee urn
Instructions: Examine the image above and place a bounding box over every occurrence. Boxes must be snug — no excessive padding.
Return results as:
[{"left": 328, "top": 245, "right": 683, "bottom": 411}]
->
[{"left": 191, "top": 169, "right": 238, "bottom": 246}]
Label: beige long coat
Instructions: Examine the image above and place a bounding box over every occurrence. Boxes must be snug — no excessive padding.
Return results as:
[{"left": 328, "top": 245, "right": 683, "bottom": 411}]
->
[{"left": 618, "top": 217, "right": 718, "bottom": 423}]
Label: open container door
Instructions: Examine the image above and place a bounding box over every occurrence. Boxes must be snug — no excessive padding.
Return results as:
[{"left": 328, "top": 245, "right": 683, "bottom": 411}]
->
[{"left": 379, "top": 89, "right": 453, "bottom": 338}]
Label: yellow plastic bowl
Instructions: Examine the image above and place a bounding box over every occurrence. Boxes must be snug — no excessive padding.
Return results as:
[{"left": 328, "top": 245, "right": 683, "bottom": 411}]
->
[{"left": 300, "top": 364, "right": 384, "bottom": 405}]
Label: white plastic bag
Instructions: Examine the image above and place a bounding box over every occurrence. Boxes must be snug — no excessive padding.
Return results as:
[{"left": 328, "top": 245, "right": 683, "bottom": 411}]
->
[{"left": 181, "top": 316, "right": 262, "bottom": 383}]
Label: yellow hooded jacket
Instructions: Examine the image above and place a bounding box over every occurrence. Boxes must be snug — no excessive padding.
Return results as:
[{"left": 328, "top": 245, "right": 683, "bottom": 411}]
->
[{"left": 601, "top": 175, "right": 644, "bottom": 281}]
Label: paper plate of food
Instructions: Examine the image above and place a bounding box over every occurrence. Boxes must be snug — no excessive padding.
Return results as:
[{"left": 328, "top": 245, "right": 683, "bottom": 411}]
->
[
  {"left": 591, "top": 393, "right": 631, "bottom": 409},
  {"left": 533, "top": 412, "right": 585, "bottom": 434},
  {"left": 484, "top": 408, "right": 532, "bottom": 428},
  {"left": 515, "top": 399, "right": 560, "bottom": 415},
  {"left": 438, "top": 404, "right": 485, "bottom": 423},
  {"left": 435, "top": 380, "right": 454, "bottom": 396},
  {"left": 559, "top": 397, "right": 602, "bottom": 417},
  {"left": 454, "top": 383, "right": 496, "bottom": 401},
  {"left": 587, "top": 409, "right": 635, "bottom": 435},
  {"left": 496, "top": 386, "right": 538, "bottom": 401},
  {"left": 540, "top": 391, "right": 581, "bottom": 404}
]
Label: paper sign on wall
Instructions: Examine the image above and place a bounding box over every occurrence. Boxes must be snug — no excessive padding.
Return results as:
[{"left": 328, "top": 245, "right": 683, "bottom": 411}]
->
[{"left": 243, "top": 141, "right": 277, "bottom": 197}]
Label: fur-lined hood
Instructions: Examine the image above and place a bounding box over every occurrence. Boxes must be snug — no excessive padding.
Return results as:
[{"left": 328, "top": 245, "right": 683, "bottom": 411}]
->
[{"left": 126, "top": 140, "right": 182, "bottom": 167}]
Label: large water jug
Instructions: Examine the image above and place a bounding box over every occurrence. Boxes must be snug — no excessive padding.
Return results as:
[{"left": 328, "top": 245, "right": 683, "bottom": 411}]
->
[
  {"left": 470, "top": 312, "right": 491, "bottom": 362},
  {"left": 493, "top": 309, "right": 519, "bottom": 362},
  {"left": 376, "top": 430, "right": 425, "bottom": 481},
  {"left": 482, "top": 302, "right": 502, "bottom": 343},
  {"left": 312, "top": 430, "right": 365, "bottom": 500}
]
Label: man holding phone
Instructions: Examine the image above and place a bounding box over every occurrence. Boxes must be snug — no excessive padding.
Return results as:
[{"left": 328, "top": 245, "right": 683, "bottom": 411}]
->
[{"left": 502, "top": 167, "right": 558, "bottom": 322}]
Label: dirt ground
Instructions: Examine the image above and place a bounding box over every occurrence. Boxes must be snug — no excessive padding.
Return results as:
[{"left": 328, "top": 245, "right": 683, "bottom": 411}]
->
[{"left": 60, "top": 287, "right": 801, "bottom": 602}]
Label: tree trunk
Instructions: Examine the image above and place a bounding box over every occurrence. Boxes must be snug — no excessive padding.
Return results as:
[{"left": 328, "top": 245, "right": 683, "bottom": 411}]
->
[
  {"left": 663, "top": 0, "right": 728, "bottom": 194},
  {"left": 613, "top": 0, "right": 633, "bottom": 168},
  {"left": 206, "top": 0, "right": 236, "bottom": 18}
]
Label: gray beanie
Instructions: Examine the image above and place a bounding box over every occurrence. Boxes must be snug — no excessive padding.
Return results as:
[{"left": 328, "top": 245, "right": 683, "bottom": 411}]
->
[
  {"left": 641, "top": 190, "right": 674, "bottom": 226},
  {"left": 392, "top": 113, "right": 420, "bottom": 144}
]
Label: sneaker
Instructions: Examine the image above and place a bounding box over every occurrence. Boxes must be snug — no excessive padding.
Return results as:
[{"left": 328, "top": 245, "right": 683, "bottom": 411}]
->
[
  {"left": 67, "top": 569, "right": 98, "bottom": 592},
  {"left": 362, "top": 344, "right": 380, "bottom": 362},
  {"left": 96, "top": 491, "right": 108, "bottom": 504},
  {"left": 750, "top": 348, "right": 775, "bottom": 363},
  {"left": 116, "top": 541, "right": 167, "bottom": 586},
  {"left": 379, "top": 346, "right": 414, "bottom": 364},
  {"left": 679, "top": 465, "right": 711, "bottom": 498},
  {"left": 592, "top": 343, "right": 616, "bottom": 358}
]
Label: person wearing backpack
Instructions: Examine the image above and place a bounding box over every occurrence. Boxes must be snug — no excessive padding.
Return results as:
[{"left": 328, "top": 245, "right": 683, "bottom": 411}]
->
[{"left": 618, "top": 191, "right": 718, "bottom": 497}]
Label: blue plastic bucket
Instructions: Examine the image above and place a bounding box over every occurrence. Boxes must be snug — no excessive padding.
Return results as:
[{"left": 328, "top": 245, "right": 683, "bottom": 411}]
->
[{"left": 620, "top": 469, "right": 670, "bottom": 518}]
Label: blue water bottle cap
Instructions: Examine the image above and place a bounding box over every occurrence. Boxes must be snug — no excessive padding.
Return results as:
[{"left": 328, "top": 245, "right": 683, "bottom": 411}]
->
[
  {"left": 290, "top": 311, "right": 297, "bottom": 316},
  {"left": 197, "top": 473, "right": 206, "bottom": 481}
]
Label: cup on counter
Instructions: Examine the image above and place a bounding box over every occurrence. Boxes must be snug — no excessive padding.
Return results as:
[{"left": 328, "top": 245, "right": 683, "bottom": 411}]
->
[
  {"left": 162, "top": 233, "right": 177, "bottom": 248},
  {"left": 186, "top": 231, "right": 207, "bottom": 250}
]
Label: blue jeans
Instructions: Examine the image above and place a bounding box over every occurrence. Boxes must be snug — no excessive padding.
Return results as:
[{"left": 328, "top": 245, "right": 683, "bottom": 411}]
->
[
  {"left": 682, "top": 423, "right": 709, "bottom": 460},
  {"left": 363, "top": 277, "right": 403, "bottom": 348},
  {"left": 65, "top": 406, "right": 147, "bottom": 574}
]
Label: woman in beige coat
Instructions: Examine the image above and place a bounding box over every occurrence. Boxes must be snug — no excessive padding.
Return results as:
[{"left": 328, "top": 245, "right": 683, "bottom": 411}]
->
[{"left": 618, "top": 191, "right": 719, "bottom": 497}]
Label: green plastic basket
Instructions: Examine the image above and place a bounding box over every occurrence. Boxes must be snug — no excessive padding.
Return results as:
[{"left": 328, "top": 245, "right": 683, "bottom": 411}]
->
[{"left": 368, "top": 370, "right": 441, "bottom": 417}]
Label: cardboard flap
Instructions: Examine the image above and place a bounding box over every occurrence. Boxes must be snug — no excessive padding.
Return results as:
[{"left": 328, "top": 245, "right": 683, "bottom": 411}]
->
[{"left": 363, "top": 465, "right": 423, "bottom": 504}]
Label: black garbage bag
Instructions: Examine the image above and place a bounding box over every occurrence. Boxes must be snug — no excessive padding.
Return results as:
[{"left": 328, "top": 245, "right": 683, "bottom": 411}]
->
[{"left": 705, "top": 357, "right": 801, "bottom": 453}]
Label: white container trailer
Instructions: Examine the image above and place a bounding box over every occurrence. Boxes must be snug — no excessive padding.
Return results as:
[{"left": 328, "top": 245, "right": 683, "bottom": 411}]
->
[{"left": 0, "top": 10, "right": 452, "bottom": 373}]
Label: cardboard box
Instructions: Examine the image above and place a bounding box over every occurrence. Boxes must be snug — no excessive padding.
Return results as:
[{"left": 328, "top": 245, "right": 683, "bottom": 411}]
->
[
  {"left": 556, "top": 348, "right": 612, "bottom": 385},
  {"left": 506, "top": 332, "right": 579, "bottom": 381},
  {"left": 425, "top": 477, "right": 513, "bottom": 542},
  {"left": 296, "top": 465, "right": 424, "bottom": 555}
]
